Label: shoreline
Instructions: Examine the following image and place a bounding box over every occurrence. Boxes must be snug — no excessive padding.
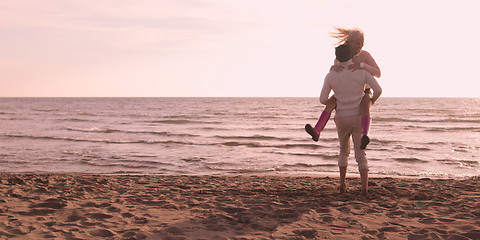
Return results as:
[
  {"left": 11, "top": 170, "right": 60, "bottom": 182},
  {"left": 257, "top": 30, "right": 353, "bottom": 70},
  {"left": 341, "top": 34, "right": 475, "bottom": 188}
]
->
[
  {"left": 0, "top": 173, "right": 479, "bottom": 239},
  {"left": 2, "top": 171, "right": 477, "bottom": 180}
]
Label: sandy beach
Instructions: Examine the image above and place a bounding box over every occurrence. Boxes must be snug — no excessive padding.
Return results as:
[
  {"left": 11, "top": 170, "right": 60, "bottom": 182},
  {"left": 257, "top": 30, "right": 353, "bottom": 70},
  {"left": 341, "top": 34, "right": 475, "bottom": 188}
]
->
[{"left": 0, "top": 174, "right": 478, "bottom": 239}]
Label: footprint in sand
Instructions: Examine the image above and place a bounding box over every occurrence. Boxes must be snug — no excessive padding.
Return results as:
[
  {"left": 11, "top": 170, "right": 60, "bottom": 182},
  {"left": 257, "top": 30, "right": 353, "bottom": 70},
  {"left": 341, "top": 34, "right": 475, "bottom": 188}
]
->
[
  {"left": 89, "top": 228, "right": 115, "bottom": 237},
  {"left": 87, "top": 213, "right": 114, "bottom": 220}
]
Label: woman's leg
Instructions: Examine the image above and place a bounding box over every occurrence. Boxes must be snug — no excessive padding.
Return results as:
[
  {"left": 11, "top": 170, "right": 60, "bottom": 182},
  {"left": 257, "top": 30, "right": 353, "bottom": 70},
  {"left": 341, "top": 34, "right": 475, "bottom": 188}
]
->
[
  {"left": 360, "top": 92, "right": 372, "bottom": 149},
  {"left": 324, "top": 96, "right": 337, "bottom": 113},
  {"left": 305, "top": 97, "right": 336, "bottom": 142}
]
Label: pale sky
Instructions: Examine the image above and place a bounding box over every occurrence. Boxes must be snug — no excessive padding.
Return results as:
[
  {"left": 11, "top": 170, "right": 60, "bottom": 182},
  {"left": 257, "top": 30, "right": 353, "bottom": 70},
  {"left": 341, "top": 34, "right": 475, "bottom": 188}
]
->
[{"left": 1, "top": 0, "right": 479, "bottom": 97}]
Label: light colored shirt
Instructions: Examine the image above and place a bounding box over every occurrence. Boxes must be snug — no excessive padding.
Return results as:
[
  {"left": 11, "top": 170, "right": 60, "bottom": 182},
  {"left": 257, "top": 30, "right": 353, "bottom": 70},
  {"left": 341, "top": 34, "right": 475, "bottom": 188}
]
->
[{"left": 320, "top": 59, "right": 382, "bottom": 117}]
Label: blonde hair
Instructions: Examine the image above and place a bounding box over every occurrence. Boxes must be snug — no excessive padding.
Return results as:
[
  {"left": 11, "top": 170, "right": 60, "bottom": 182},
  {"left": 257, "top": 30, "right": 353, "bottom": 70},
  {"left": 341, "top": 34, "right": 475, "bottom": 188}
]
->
[{"left": 331, "top": 27, "right": 364, "bottom": 46}]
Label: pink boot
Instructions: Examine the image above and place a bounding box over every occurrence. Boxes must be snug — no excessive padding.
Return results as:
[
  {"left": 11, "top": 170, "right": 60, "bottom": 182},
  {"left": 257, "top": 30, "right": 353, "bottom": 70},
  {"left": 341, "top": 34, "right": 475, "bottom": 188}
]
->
[
  {"left": 360, "top": 116, "right": 371, "bottom": 149},
  {"left": 305, "top": 111, "right": 331, "bottom": 142}
]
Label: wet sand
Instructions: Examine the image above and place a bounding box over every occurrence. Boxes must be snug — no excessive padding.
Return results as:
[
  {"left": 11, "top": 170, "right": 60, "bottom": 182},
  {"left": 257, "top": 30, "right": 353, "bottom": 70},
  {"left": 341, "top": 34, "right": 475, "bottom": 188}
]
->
[{"left": 0, "top": 174, "right": 479, "bottom": 239}]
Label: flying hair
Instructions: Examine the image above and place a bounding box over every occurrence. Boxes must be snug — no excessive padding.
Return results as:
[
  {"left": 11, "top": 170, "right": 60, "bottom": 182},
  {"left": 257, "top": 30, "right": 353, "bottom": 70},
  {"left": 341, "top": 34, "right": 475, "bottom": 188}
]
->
[{"left": 331, "top": 27, "right": 364, "bottom": 46}]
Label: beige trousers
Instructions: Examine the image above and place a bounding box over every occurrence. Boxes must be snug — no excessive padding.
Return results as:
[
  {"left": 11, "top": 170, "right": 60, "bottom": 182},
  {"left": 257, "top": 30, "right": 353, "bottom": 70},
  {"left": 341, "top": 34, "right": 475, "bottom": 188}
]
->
[{"left": 334, "top": 115, "right": 368, "bottom": 171}]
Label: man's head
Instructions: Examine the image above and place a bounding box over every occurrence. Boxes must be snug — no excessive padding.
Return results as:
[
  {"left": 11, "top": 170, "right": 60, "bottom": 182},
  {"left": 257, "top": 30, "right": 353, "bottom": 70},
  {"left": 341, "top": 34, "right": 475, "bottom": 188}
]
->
[{"left": 335, "top": 44, "right": 351, "bottom": 63}]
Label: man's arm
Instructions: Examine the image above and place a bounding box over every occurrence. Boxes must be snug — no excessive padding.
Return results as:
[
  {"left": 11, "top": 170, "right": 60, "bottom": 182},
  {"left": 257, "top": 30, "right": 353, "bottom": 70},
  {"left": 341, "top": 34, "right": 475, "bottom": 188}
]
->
[
  {"left": 365, "top": 73, "right": 382, "bottom": 104},
  {"left": 319, "top": 75, "right": 332, "bottom": 105}
]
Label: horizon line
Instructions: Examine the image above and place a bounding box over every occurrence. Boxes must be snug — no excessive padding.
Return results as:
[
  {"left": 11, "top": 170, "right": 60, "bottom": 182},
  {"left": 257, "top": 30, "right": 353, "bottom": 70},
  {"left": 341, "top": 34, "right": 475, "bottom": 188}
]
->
[{"left": 0, "top": 96, "right": 477, "bottom": 99}]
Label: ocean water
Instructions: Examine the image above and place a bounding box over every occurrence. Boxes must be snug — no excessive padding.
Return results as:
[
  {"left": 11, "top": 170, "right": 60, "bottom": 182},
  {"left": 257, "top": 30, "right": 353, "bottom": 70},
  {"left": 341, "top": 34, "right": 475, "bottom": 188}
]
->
[{"left": 0, "top": 97, "right": 479, "bottom": 178}]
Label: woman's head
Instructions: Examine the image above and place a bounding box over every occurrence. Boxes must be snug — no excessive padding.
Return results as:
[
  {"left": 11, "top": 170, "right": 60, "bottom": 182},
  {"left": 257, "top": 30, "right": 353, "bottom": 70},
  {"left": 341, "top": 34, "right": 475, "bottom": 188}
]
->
[{"left": 331, "top": 27, "right": 364, "bottom": 56}]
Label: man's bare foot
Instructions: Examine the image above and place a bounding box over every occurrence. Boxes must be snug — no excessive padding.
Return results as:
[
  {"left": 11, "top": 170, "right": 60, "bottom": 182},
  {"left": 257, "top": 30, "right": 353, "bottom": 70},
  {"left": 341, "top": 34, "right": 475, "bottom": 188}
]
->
[
  {"left": 361, "top": 188, "right": 368, "bottom": 197},
  {"left": 339, "top": 184, "right": 346, "bottom": 194}
]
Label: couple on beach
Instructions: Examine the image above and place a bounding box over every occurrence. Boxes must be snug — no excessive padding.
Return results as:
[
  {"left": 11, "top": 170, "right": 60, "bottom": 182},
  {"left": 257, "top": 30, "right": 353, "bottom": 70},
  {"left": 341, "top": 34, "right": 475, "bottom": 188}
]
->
[{"left": 305, "top": 28, "right": 382, "bottom": 196}]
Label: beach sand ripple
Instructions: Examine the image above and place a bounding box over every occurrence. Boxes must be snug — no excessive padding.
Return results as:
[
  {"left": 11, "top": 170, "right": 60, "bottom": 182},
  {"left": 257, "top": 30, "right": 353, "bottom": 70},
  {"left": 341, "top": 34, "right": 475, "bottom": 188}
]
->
[{"left": 0, "top": 174, "right": 478, "bottom": 239}]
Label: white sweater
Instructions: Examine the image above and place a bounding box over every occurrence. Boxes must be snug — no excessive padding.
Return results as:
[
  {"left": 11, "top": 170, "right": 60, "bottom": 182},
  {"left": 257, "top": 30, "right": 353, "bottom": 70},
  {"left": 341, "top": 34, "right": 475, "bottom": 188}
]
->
[{"left": 320, "top": 60, "right": 382, "bottom": 117}]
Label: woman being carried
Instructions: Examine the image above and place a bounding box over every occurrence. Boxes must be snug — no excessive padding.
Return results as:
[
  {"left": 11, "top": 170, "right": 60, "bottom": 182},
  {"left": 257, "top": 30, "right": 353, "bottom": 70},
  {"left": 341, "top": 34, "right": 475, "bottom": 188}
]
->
[{"left": 305, "top": 27, "right": 381, "bottom": 150}]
